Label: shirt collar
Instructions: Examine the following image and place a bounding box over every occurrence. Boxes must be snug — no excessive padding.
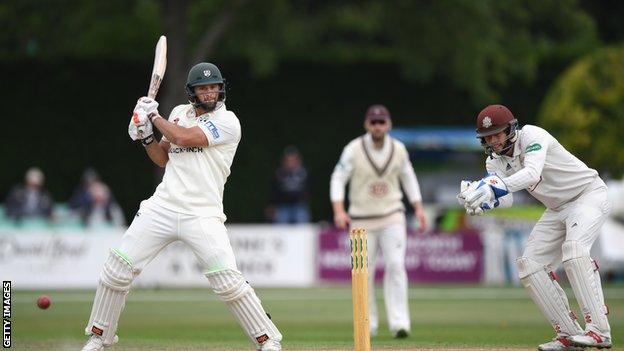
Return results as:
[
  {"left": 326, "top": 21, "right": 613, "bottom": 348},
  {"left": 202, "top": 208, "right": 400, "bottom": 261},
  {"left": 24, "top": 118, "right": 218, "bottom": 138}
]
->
[{"left": 364, "top": 132, "right": 390, "bottom": 151}]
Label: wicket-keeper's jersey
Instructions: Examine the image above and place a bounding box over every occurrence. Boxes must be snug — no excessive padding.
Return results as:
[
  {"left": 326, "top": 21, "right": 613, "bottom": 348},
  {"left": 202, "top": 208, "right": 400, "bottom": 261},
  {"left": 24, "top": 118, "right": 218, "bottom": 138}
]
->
[{"left": 486, "top": 125, "right": 600, "bottom": 210}]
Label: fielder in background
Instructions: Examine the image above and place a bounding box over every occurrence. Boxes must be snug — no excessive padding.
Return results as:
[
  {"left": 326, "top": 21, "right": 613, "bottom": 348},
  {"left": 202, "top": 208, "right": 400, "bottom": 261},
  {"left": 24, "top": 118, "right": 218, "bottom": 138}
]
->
[
  {"left": 458, "top": 105, "right": 612, "bottom": 351},
  {"left": 80, "top": 62, "right": 282, "bottom": 351},
  {"left": 330, "top": 104, "right": 427, "bottom": 339}
]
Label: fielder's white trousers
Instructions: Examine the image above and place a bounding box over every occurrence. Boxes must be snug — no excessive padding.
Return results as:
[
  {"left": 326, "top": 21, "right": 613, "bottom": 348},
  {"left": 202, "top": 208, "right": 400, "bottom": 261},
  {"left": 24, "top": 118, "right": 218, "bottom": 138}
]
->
[
  {"left": 120, "top": 200, "right": 238, "bottom": 276},
  {"left": 365, "top": 220, "right": 410, "bottom": 334}
]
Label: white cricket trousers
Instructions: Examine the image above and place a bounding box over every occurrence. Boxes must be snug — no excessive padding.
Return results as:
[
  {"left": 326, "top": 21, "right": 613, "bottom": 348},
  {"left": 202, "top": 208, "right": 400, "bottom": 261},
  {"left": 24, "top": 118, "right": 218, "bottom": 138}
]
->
[
  {"left": 120, "top": 200, "right": 238, "bottom": 276},
  {"left": 365, "top": 220, "right": 410, "bottom": 334}
]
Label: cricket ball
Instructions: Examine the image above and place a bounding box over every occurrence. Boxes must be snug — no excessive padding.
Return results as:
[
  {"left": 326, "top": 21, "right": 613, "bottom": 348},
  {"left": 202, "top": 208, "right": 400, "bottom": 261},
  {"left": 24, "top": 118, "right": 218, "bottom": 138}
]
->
[{"left": 37, "top": 295, "right": 51, "bottom": 310}]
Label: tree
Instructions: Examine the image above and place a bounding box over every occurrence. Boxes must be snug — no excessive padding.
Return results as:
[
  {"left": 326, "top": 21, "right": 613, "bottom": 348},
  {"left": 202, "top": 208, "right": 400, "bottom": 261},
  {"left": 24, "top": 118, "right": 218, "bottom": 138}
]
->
[
  {"left": 0, "top": 0, "right": 599, "bottom": 106},
  {"left": 538, "top": 45, "right": 624, "bottom": 178}
]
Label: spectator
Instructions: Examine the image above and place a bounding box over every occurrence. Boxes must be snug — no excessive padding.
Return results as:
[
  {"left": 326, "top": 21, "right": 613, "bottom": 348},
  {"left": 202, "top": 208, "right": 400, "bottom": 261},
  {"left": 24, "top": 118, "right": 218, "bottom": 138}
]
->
[
  {"left": 266, "top": 146, "right": 311, "bottom": 223},
  {"left": 5, "top": 167, "right": 54, "bottom": 222},
  {"left": 69, "top": 168, "right": 125, "bottom": 228}
]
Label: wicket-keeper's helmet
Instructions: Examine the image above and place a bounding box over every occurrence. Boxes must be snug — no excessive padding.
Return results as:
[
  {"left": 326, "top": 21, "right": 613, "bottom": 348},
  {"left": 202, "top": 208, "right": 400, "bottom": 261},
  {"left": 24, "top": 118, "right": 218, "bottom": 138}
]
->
[
  {"left": 476, "top": 104, "right": 518, "bottom": 156},
  {"left": 185, "top": 62, "right": 226, "bottom": 110}
]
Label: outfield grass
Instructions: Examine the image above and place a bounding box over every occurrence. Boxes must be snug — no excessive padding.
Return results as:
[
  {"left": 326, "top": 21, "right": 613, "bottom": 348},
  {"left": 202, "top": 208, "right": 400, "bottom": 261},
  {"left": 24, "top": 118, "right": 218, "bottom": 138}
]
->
[{"left": 9, "top": 285, "right": 624, "bottom": 350}]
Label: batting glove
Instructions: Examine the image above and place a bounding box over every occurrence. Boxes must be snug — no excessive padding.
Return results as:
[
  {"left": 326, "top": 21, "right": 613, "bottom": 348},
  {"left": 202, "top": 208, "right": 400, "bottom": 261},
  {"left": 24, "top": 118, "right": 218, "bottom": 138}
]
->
[
  {"left": 134, "top": 96, "right": 159, "bottom": 115},
  {"left": 128, "top": 108, "right": 154, "bottom": 143}
]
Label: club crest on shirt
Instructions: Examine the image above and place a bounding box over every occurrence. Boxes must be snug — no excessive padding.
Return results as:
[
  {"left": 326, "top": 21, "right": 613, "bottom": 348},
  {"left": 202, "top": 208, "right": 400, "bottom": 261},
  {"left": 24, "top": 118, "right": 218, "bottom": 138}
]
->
[{"left": 369, "top": 181, "right": 389, "bottom": 197}]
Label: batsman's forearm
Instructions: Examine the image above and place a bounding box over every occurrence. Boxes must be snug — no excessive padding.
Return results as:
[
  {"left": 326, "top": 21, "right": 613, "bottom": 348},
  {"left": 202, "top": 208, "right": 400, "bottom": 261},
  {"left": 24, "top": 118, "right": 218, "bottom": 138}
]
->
[
  {"left": 152, "top": 116, "right": 209, "bottom": 147},
  {"left": 152, "top": 116, "right": 187, "bottom": 145},
  {"left": 144, "top": 141, "right": 168, "bottom": 167},
  {"left": 152, "top": 117, "right": 180, "bottom": 141}
]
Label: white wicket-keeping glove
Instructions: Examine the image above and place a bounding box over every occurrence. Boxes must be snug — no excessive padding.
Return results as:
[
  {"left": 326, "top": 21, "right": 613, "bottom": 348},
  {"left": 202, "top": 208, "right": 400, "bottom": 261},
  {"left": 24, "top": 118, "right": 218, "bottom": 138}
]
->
[
  {"left": 134, "top": 97, "right": 159, "bottom": 115},
  {"left": 465, "top": 205, "right": 485, "bottom": 216},
  {"left": 128, "top": 108, "right": 153, "bottom": 142},
  {"left": 464, "top": 174, "right": 509, "bottom": 210},
  {"left": 457, "top": 180, "right": 478, "bottom": 206},
  {"left": 458, "top": 180, "right": 486, "bottom": 216}
]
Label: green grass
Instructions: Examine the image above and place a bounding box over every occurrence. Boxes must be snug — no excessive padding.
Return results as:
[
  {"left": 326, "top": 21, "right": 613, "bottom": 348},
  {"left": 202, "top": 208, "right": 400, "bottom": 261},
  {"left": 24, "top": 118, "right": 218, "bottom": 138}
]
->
[{"left": 9, "top": 285, "right": 624, "bottom": 350}]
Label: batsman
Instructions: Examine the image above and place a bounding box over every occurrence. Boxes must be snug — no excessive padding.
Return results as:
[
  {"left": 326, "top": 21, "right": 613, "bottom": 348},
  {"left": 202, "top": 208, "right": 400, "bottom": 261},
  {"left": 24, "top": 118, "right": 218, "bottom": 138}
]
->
[
  {"left": 80, "top": 62, "right": 282, "bottom": 351},
  {"left": 459, "top": 105, "right": 612, "bottom": 351}
]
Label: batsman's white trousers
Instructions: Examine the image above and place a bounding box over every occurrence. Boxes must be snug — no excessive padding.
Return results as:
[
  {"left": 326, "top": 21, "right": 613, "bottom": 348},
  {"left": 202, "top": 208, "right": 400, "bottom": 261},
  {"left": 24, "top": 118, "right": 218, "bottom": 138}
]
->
[
  {"left": 523, "top": 179, "right": 611, "bottom": 269},
  {"left": 361, "top": 216, "right": 410, "bottom": 334},
  {"left": 120, "top": 200, "right": 238, "bottom": 276}
]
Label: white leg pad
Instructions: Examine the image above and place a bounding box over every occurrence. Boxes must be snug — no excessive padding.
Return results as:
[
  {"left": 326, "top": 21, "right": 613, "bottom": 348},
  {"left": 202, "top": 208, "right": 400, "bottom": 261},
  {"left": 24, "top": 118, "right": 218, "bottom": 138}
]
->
[
  {"left": 85, "top": 249, "right": 133, "bottom": 346},
  {"left": 206, "top": 270, "right": 282, "bottom": 348},
  {"left": 562, "top": 240, "right": 611, "bottom": 336},
  {"left": 516, "top": 257, "right": 583, "bottom": 336}
]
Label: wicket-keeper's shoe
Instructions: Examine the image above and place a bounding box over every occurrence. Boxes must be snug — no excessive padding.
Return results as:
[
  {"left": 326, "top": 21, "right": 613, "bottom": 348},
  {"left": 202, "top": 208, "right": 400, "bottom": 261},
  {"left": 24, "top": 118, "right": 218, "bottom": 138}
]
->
[
  {"left": 394, "top": 329, "right": 409, "bottom": 339},
  {"left": 81, "top": 334, "right": 118, "bottom": 351},
  {"left": 259, "top": 339, "right": 281, "bottom": 351},
  {"left": 538, "top": 336, "right": 584, "bottom": 351},
  {"left": 570, "top": 331, "right": 612, "bottom": 349}
]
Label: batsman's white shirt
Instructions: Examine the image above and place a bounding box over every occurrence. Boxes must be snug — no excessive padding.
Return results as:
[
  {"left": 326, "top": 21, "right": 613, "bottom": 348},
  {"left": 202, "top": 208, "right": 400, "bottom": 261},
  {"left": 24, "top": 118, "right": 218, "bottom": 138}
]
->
[
  {"left": 486, "top": 125, "right": 599, "bottom": 210},
  {"left": 148, "top": 103, "right": 241, "bottom": 220}
]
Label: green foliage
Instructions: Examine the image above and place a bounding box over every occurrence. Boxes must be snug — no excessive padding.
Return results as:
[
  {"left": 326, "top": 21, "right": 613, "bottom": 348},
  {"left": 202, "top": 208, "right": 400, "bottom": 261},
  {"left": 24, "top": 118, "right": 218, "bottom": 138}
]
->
[
  {"left": 385, "top": 0, "right": 598, "bottom": 104},
  {"left": 0, "top": 0, "right": 599, "bottom": 105},
  {"left": 0, "top": 0, "right": 162, "bottom": 59},
  {"left": 538, "top": 45, "right": 624, "bottom": 177}
]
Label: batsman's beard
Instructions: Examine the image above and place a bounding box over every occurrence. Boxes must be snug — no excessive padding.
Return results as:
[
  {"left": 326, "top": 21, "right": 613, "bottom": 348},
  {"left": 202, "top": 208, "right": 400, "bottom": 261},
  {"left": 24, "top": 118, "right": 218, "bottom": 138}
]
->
[{"left": 197, "top": 100, "right": 217, "bottom": 112}]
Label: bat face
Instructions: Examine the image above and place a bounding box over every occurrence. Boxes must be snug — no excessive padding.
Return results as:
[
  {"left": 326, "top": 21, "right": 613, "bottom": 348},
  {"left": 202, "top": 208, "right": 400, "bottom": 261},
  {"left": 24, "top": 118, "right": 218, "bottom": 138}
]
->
[{"left": 147, "top": 36, "right": 167, "bottom": 99}]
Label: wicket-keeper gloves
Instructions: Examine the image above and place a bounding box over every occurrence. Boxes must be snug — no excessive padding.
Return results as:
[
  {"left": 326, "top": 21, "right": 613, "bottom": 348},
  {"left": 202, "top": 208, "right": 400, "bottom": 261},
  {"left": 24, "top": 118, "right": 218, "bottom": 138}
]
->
[{"left": 464, "top": 174, "right": 509, "bottom": 211}]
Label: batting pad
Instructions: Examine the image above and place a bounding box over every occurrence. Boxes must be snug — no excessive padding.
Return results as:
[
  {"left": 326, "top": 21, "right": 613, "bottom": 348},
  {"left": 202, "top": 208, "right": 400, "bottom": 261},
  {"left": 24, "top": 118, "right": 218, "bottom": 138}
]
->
[
  {"left": 562, "top": 240, "right": 611, "bottom": 335},
  {"left": 85, "top": 249, "right": 134, "bottom": 345},
  {"left": 206, "top": 269, "right": 282, "bottom": 348},
  {"left": 516, "top": 257, "right": 583, "bottom": 336}
]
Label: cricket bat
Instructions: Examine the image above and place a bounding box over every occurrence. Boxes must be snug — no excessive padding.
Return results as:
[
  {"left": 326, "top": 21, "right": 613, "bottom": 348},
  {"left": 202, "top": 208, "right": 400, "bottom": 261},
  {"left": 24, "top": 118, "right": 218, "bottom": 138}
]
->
[
  {"left": 147, "top": 35, "right": 167, "bottom": 99},
  {"left": 134, "top": 35, "right": 167, "bottom": 139}
]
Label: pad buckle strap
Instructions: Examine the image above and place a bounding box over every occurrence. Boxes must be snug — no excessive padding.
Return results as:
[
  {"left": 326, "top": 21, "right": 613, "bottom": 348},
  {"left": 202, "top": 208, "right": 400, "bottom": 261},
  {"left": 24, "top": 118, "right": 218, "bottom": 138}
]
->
[
  {"left": 557, "top": 337, "right": 571, "bottom": 347},
  {"left": 548, "top": 271, "right": 558, "bottom": 281},
  {"left": 586, "top": 330, "right": 603, "bottom": 343},
  {"left": 592, "top": 259, "right": 599, "bottom": 271}
]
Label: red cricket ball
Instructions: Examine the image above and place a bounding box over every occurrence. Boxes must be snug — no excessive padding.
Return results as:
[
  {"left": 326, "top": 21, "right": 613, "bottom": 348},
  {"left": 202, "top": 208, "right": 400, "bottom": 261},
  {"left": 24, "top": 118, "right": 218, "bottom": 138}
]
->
[{"left": 37, "top": 295, "right": 51, "bottom": 310}]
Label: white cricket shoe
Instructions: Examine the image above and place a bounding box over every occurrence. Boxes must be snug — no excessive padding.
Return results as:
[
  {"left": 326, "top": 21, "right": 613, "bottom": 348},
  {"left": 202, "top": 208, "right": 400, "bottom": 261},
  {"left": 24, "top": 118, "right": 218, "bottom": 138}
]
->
[
  {"left": 570, "top": 331, "right": 612, "bottom": 349},
  {"left": 538, "top": 336, "right": 584, "bottom": 351},
  {"left": 81, "top": 335, "right": 118, "bottom": 351},
  {"left": 259, "top": 339, "right": 282, "bottom": 351}
]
